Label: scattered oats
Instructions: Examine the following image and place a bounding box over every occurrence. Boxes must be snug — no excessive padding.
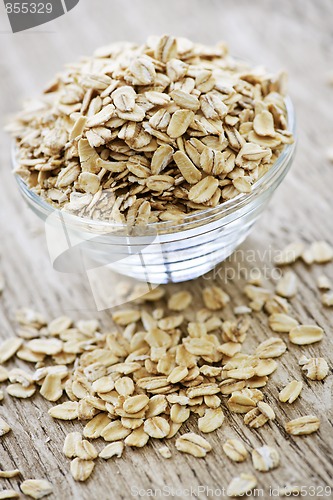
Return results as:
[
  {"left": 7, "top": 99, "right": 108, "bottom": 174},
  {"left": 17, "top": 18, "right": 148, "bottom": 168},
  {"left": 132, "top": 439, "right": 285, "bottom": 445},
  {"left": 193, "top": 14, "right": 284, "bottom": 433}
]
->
[
  {"left": 48, "top": 316, "right": 72, "bottom": 335},
  {"left": 301, "top": 246, "right": 314, "bottom": 265},
  {"left": 123, "top": 394, "right": 149, "bottom": 414},
  {"left": 279, "top": 381, "right": 303, "bottom": 403},
  {"left": 244, "top": 403, "right": 274, "bottom": 428},
  {"left": 227, "top": 473, "right": 257, "bottom": 497},
  {"left": 255, "top": 338, "right": 287, "bottom": 358},
  {"left": 276, "top": 271, "right": 298, "bottom": 298},
  {"left": 198, "top": 408, "right": 224, "bottom": 433},
  {"left": 143, "top": 417, "right": 170, "bottom": 439},
  {"left": 63, "top": 432, "right": 82, "bottom": 458},
  {"left": 301, "top": 357, "right": 329, "bottom": 380},
  {"left": 70, "top": 458, "right": 95, "bottom": 482},
  {"left": 275, "top": 242, "right": 304, "bottom": 265},
  {"left": 264, "top": 295, "right": 290, "bottom": 315},
  {"left": 176, "top": 432, "right": 211, "bottom": 458},
  {"left": 227, "top": 388, "right": 262, "bottom": 414},
  {"left": 322, "top": 291, "right": 333, "bottom": 307},
  {"left": 112, "top": 310, "right": 140, "bottom": 326},
  {"left": 76, "top": 440, "right": 98, "bottom": 460},
  {"left": 222, "top": 439, "right": 248, "bottom": 462},
  {"left": 311, "top": 241, "right": 333, "bottom": 264},
  {"left": 26, "top": 338, "right": 63, "bottom": 355},
  {"left": 316, "top": 275, "right": 331, "bottom": 290},
  {"left": 101, "top": 421, "right": 131, "bottom": 442},
  {"left": 40, "top": 373, "right": 63, "bottom": 402},
  {"left": 0, "top": 470, "right": 20, "bottom": 478},
  {"left": 48, "top": 401, "right": 79, "bottom": 420},
  {"left": 83, "top": 413, "right": 111, "bottom": 439},
  {"left": 289, "top": 325, "right": 324, "bottom": 345},
  {"left": 158, "top": 446, "right": 171, "bottom": 459},
  {"left": 99, "top": 441, "right": 124, "bottom": 459},
  {"left": 0, "top": 490, "right": 19, "bottom": 499},
  {"left": 0, "top": 338, "right": 23, "bottom": 364},
  {"left": 124, "top": 427, "right": 149, "bottom": 447},
  {"left": 0, "top": 417, "right": 11, "bottom": 436},
  {"left": 168, "top": 291, "right": 192, "bottom": 311},
  {"left": 252, "top": 445, "right": 280, "bottom": 472},
  {"left": 285, "top": 415, "right": 320, "bottom": 435},
  {"left": 20, "top": 479, "right": 53, "bottom": 499},
  {"left": 7, "top": 383, "right": 36, "bottom": 398},
  {"left": 202, "top": 286, "right": 230, "bottom": 310},
  {"left": 268, "top": 313, "right": 299, "bottom": 333}
]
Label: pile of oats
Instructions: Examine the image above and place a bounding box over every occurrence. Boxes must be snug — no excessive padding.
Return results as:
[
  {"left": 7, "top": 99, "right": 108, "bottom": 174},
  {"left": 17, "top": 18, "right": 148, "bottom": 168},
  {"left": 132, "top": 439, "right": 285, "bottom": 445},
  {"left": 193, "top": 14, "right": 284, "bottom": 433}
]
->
[{"left": 8, "top": 35, "right": 293, "bottom": 224}]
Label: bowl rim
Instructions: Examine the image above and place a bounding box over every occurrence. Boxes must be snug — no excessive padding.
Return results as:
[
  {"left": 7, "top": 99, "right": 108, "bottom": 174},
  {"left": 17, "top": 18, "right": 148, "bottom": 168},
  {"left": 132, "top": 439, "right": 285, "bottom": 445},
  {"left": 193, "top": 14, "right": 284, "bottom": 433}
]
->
[{"left": 13, "top": 96, "right": 296, "bottom": 234}]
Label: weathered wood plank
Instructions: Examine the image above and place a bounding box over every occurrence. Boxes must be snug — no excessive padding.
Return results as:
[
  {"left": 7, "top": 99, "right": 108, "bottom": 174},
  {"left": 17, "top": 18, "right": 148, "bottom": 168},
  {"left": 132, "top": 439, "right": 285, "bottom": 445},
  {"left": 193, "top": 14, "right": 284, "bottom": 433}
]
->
[{"left": 0, "top": 0, "right": 332, "bottom": 498}]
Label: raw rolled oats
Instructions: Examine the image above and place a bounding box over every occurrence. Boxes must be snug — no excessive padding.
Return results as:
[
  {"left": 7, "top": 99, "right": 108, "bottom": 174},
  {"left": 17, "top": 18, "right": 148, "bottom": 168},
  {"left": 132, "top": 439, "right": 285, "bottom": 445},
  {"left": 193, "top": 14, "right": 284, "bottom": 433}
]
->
[
  {"left": 316, "top": 275, "right": 331, "bottom": 290},
  {"left": 0, "top": 470, "right": 20, "bottom": 478},
  {"left": 20, "top": 479, "right": 53, "bottom": 499},
  {"left": 279, "top": 381, "right": 303, "bottom": 403},
  {"left": 70, "top": 458, "right": 95, "bottom": 482},
  {"left": 168, "top": 291, "right": 192, "bottom": 311},
  {"left": 289, "top": 325, "right": 324, "bottom": 345},
  {"left": 255, "top": 338, "right": 287, "bottom": 358},
  {"left": 285, "top": 416, "right": 320, "bottom": 436},
  {"left": 276, "top": 271, "right": 298, "bottom": 298},
  {"left": 9, "top": 36, "right": 292, "bottom": 224},
  {"left": 175, "top": 432, "right": 211, "bottom": 458},
  {"left": 301, "top": 357, "right": 329, "bottom": 380},
  {"left": 0, "top": 232, "right": 331, "bottom": 492},
  {"left": 222, "top": 439, "right": 248, "bottom": 462},
  {"left": 0, "top": 339, "right": 23, "bottom": 364},
  {"left": 124, "top": 427, "right": 149, "bottom": 447},
  {"left": 198, "top": 408, "right": 224, "bottom": 433},
  {"left": 0, "top": 490, "right": 19, "bottom": 499},
  {"left": 144, "top": 417, "right": 170, "bottom": 438},
  {"left": 63, "top": 432, "right": 82, "bottom": 458},
  {"left": 99, "top": 441, "right": 124, "bottom": 459},
  {"left": 268, "top": 313, "right": 298, "bottom": 333},
  {"left": 252, "top": 445, "right": 280, "bottom": 472}
]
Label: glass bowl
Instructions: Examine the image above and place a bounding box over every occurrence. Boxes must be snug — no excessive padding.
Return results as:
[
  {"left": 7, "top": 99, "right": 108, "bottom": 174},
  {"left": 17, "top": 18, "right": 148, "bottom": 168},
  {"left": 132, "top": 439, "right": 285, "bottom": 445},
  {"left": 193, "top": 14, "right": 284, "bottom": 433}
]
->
[{"left": 13, "top": 97, "right": 296, "bottom": 284}]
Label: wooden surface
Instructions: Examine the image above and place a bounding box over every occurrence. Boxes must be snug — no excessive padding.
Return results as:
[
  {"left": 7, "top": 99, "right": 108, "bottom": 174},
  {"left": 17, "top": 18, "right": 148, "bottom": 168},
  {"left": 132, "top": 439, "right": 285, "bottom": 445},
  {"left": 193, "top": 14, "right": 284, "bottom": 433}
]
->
[{"left": 0, "top": 0, "right": 333, "bottom": 498}]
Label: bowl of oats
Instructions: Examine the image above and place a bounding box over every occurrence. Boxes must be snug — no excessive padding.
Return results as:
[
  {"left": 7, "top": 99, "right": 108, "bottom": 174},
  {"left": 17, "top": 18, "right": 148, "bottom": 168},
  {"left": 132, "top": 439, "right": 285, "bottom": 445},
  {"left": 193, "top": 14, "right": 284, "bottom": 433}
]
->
[{"left": 9, "top": 35, "right": 295, "bottom": 283}]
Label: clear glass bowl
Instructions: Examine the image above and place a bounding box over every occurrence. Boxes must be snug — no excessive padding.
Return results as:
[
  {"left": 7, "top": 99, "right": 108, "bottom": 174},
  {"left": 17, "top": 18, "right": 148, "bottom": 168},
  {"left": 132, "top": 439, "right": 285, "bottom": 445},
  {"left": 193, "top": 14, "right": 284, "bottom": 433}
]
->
[{"left": 13, "top": 97, "right": 296, "bottom": 284}]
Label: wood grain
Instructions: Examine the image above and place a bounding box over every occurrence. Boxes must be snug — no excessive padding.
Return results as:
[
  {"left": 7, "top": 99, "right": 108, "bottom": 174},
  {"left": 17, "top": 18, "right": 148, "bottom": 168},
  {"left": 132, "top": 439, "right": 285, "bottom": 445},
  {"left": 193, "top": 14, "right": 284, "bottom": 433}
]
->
[{"left": 0, "top": 0, "right": 333, "bottom": 498}]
